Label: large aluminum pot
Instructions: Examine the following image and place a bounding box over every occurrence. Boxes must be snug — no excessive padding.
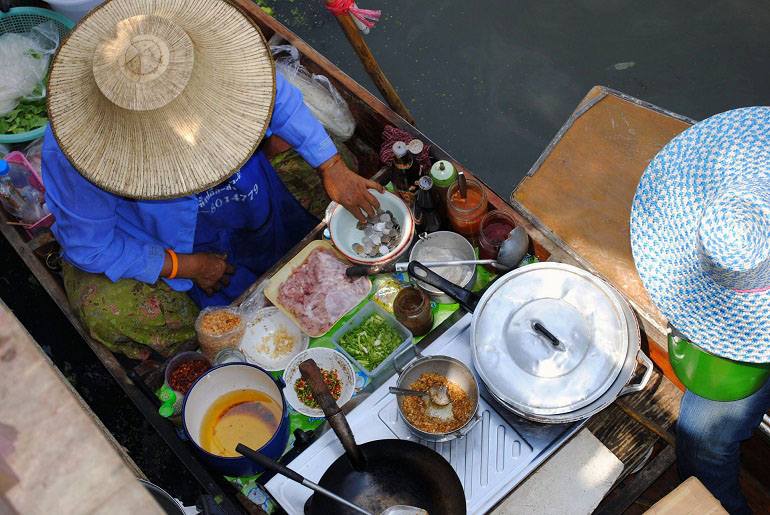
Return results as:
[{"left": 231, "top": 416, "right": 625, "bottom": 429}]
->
[
  {"left": 407, "top": 261, "right": 652, "bottom": 423},
  {"left": 394, "top": 354, "right": 481, "bottom": 442},
  {"left": 183, "top": 363, "right": 290, "bottom": 477}
]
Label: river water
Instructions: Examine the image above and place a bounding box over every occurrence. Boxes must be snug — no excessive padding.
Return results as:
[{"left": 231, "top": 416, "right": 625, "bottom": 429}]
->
[{"left": 269, "top": 0, "right": 770, "bottom": 195}]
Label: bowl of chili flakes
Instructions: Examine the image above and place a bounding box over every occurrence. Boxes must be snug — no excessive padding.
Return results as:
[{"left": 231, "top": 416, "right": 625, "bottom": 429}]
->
[{"left": 282, "top": 347, "right": 355, "bottom": 417}]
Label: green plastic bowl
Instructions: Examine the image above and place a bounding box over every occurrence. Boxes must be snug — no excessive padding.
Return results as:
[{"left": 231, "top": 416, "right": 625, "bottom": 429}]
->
[
  {"left": 668, "top": 333, "right": 770, "bottom": 401},
  {"left": 0, "top": 7, "right": 75, "bottom": 144}
]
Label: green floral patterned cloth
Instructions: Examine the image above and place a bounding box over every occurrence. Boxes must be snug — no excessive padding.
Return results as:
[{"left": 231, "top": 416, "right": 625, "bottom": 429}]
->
[
  {"left": 62, "top": 261, "right": 199, "bottom": 360},
  {"left": 60, "top": 147, "right": 345, "bottom": 359}
]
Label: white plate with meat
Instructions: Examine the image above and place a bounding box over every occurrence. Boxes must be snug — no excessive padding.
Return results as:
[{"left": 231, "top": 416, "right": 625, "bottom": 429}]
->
[{"left": 264, "top": 240, "right": 372, "bottom": 338}]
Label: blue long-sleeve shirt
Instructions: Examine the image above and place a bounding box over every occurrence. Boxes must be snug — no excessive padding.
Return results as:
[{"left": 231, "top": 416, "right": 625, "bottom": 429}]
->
[{"left": 43, "top": 74, "right": 336, "bottom": 291}]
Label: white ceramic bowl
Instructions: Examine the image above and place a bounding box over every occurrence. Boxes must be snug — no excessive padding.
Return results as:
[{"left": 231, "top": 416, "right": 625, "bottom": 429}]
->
[
  {"left": 239, "top": 307, "right": 309, "bottom": 371},
  {"left": 328, "top": 190, "right": 415, "bottom": 265},
  {"left": 282, "top": 347, "right": 355, "bottom": 417}
]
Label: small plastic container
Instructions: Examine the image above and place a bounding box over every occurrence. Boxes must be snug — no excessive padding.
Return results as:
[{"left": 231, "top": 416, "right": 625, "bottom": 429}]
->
[
  {"left": 165, "top": 351, "right": 213, "bottom": 394},
  {"left": 331, "top": 300, "right": 413, "bottom": 380},
  {"left": 194, "top": 306, "right": 246, "bottom": 361}
]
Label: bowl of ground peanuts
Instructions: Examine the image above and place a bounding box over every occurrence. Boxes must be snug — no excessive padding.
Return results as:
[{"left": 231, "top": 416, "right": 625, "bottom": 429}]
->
[
  {"left": 194, "top": 306, "right": 247, "bottom": 360},
  {"left": 394, "top": 354, "right": 481, "bottom": 442}
]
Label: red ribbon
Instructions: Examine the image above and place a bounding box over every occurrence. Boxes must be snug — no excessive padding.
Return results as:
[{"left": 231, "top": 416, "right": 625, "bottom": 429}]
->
[{"left": 325, "top": 0, "right": 381, "bottom": 29}]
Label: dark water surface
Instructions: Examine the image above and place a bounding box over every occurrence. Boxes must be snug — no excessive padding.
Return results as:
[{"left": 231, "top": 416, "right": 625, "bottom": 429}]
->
[
  {"left": 2, "top": 0, "right": 770, "bottom": 508},
  {"left": 269, "top": 0, "right": 770, "bottom": 195}
]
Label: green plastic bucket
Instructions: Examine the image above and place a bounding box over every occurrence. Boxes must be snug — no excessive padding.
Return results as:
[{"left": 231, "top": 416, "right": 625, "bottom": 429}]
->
[{"left": 668, "top": 331, "right": 770, "bottom": 401}]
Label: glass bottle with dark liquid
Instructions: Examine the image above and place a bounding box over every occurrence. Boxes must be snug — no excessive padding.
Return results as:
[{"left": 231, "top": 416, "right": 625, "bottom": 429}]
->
[
  {"left": 414, "top": 176, "right": 442, "bottom": 234},
  {"left": 392, "top": 141, "right": 416, "bottom": 210}
]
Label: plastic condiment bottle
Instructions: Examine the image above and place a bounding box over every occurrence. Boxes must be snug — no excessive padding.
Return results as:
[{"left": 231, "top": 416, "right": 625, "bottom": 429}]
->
[
  {"left": 0, "top": 160, "right": 25, "bottom": 218},
  {"left": 429, "top": 160, "right": 457, "bottom": 218}
]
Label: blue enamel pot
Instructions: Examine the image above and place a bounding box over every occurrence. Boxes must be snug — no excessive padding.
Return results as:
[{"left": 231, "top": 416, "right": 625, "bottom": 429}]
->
[{"left": 182, "top": 363, "right": 290, "bottom": 477}]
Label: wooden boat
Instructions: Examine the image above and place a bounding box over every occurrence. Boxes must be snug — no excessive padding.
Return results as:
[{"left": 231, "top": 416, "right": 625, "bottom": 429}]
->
[{"left": 0, "top": 2, "right": 729, "bottom": 513}]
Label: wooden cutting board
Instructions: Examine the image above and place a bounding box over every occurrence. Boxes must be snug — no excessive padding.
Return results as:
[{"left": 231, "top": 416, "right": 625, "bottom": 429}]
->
[{"left": 511, "top": 86, "right": 694, "bottom": 349}]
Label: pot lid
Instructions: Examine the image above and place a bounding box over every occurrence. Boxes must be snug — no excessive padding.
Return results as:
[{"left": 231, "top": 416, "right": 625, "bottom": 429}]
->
[{"left": 472, "top": 263, "right": 629, "bottom": 416}]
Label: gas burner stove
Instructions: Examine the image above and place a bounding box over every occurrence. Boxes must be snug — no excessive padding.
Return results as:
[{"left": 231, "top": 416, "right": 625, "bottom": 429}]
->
[{"left": 266, "top": 314, "right": 586, "bottom": 514}]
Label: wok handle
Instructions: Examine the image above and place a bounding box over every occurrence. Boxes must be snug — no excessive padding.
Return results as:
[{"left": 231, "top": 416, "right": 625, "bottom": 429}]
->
[
  {"left": 619, "top": 350, "right": 654, "bottom": 396},
  {"left": 346, "top": 265, "right": 373, "bottom": 277},
  {"left": 236, "top": 443, "right": 304, "bottom": 483},
  {"left": 407, "top": 261, "right": 480, "bottom": 312},
  {"left": 299, "top": 359, "right": 366, "bottom": 471}
]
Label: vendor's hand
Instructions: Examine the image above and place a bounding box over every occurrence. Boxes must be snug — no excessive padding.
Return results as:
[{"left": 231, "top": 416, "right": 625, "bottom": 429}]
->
[
  {"left": 319, "top": 155, "right": 384, "bottom": 222},
  {"left": 192, "top": 253, "right": 235, "bottom": 296},
  {"left": 162, "top": 252, "right": 235, "bottom": 295}
]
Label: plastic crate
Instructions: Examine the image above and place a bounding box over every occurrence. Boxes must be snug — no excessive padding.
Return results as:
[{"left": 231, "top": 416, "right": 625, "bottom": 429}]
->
[{"left": 331, "top": 300, "right": 413, "bottom": 380}]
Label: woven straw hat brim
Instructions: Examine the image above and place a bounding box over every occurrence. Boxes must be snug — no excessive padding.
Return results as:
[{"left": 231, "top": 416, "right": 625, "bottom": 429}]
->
[
  {"left": 47, "top": 0, "right": 275, "bottom": 199},
  {"left": 630, "top": 106, "right": 770, "bottom": 363}
]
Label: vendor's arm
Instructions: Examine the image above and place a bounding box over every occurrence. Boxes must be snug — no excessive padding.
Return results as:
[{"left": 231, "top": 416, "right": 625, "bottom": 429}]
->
[
  {"left": 43, "top": 136, "right": 167, "bottom": 284},
  {"left": 43, "top": 130, "right": 233, "bottom": 294},
  {"left": 269, "top": 73, "right": 383, "bottom": 221}
]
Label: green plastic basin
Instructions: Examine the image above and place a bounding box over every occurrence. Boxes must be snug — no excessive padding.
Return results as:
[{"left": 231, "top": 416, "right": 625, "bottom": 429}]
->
[{"left": 668, "top": 333, "right": 770, "bottom": 401}]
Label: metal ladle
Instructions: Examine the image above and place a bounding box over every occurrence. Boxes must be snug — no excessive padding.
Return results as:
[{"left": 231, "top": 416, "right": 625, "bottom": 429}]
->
[
  {"left": 347, "top": 227, "right": 530, "bottom": 278},
  {"left": 389, "top": 385, "right": 451, "bottom": 406}
]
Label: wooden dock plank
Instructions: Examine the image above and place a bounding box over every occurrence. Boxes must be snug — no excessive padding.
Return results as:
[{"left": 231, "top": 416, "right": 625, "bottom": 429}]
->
[{"left": 0, "top": 299, "right": 162, "bottom": 514}]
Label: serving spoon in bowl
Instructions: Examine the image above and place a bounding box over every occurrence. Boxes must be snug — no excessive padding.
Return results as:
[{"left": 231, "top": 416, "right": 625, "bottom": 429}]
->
[{"left": 388, "top": 385, "right": 451, "bottom": 407}]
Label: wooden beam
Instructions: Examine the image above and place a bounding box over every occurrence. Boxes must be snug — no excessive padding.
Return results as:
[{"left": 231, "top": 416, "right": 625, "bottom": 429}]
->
[{"left": 322, "top": 0, "right": 415, "bottom": 126}]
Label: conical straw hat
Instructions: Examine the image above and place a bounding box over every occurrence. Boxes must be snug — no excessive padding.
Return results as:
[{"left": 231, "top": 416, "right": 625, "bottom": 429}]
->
[{"left": 47, "top": 0, "right": 275, "bottom": 199}]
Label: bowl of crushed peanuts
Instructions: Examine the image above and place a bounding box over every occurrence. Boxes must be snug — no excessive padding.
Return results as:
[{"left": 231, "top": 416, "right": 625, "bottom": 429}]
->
[
  {"left": 239, "top": 307, "right": 309, "bottom": 371},
  {"left": 394, "top": 355, "right": 480, "bottom": 442},
  {"left": 194, "top": 306, "right": 247, "bottom": 361}
]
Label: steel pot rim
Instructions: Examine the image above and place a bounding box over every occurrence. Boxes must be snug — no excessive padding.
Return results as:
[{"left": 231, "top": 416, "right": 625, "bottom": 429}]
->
[{"left": 395, "top": 354, "right": 481, "bottom": 442}]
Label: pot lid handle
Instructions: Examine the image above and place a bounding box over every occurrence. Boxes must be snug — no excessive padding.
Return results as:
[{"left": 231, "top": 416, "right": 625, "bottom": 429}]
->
[{"left": 533, "top": 322, "right": 563, "bottom": 350}]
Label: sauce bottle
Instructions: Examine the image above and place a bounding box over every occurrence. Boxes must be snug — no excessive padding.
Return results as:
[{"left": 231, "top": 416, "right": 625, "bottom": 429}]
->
[
  {"left": 406, "top": 139, "right": 425, "bottom": 182},
  {"left": 413, "top": 176, "right": 442, "bottom": 234},
  {"left": 429, "top": 160, "right": 457, "bottom": 218},
  {"left": 392, "top": 142, "right": 415, "bottom": 210}
]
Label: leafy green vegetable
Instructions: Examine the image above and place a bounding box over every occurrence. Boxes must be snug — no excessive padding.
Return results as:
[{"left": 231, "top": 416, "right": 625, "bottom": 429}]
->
[
  {"left": 0, "top": 96, "right": 47, "bottom": 135},
  {"left": 339, "top": 314, "right": 403, "bottom": 371}
]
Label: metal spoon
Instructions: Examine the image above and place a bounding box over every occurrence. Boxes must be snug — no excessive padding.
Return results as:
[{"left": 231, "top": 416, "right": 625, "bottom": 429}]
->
[
  {"left": 497, "top": 226, "right": 530, "bottom": 269},
  {"left": 457, "top": 170, "right": 467, "bottom": 199},
  {"left": 389, "top": 385, "right": 451, "bottom": 406}
]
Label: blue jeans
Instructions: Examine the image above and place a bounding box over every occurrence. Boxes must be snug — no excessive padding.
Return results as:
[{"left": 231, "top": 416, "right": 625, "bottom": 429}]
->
[{"left": 677, "top": 378, "right": 770, "bottom": 514}]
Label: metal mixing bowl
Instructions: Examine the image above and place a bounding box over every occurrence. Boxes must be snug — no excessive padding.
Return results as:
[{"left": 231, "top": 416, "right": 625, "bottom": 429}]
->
[
  {"left": 395, "top": 355, "right": 480, "bottom": 442},
  {"left": 409, "top": 231, "right": 476, "bottom": 304}
]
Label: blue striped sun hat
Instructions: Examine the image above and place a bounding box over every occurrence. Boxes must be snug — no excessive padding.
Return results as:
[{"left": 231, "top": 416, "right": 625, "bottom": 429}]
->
[{"left": 630, "top": 106, "right": 770, "bottom": 363}]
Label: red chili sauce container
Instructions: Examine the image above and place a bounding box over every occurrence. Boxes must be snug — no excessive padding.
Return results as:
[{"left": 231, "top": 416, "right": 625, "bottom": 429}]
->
[
  {"left": 446, "top": 179, "right": 488, "bottom": 246},
  {"left": 478, "top": 210, "right": 516, "bottom": 272}
]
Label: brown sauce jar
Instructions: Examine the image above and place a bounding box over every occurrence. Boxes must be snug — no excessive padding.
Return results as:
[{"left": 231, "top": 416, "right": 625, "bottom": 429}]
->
[{"left": 393, "top": 287, "right": 434, "bottom": 337}]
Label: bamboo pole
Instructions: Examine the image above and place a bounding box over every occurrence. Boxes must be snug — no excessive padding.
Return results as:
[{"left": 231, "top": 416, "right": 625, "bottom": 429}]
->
[{"left": 323, "top": 1, "right": 416, "bottom": 126}]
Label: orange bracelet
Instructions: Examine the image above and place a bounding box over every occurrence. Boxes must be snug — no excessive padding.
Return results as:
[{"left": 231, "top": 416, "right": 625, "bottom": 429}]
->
[
  {"left": 165, "top": 249, "right": 179, "bottom": 279},
  {"left": 317, "top": 154, "right": 342, "bottom": 174}
]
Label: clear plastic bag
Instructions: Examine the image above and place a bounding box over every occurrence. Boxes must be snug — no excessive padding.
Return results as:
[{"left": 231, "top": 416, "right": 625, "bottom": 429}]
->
[
  {"left": 23, "top": 138, "right": 43, "bottom": 176},
  {"left": 272, "top": 44, "right": 356, "bottom": 141},
  {"left": 194, "top": 306, "right": 247, "bottom": 360},
  {"left": 0, "top": 22, "right": 60, "bottom": 116}
]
